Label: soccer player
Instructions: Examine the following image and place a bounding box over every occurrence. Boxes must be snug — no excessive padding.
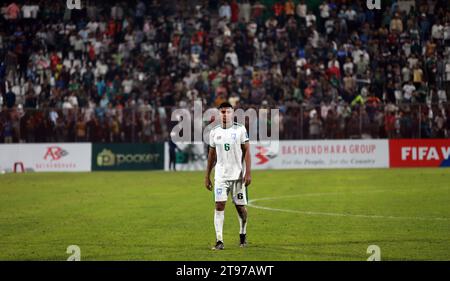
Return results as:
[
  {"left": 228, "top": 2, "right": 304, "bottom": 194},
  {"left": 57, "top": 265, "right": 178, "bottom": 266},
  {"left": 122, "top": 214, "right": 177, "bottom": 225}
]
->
[{"left": 205, "top": 102, "right": 252, "bottom": 250}]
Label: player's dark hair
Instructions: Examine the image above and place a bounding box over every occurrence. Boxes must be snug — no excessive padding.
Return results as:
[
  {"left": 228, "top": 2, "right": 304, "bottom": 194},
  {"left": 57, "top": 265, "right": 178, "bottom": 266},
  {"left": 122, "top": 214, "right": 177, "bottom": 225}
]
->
[{"left": 218, "top": 102, "right": 233, "bottom": 109}]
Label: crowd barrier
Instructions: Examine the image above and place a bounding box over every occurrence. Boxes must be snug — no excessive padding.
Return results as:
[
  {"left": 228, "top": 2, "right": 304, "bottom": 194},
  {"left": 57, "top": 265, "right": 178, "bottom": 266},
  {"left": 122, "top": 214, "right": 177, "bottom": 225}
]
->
[
  {"left": 0, "top": 143, "right": 91, "bottom": 172},
  {"left": 1, "top": 140, "right": 449, "bottom": 172},
  {"left": 92, "top": 143, "right": 164, "bottom": 171},
  {"left": 163, "top": 139, "right": 450, "bottom": 170}
]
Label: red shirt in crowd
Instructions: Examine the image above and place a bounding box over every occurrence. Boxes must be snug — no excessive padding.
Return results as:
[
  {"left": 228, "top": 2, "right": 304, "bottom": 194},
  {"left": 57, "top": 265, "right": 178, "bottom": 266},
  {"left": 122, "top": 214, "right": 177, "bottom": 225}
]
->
[
  {"left": 327, "top": 65, "right": 341, "bottom": 79},
  {"left": 88, "top": 44, "right": 96, "bottom": 61},
  {"left": 107, "top": 20, "right": 117, "bottom": 37},
  {"left": 385, "top": 113, "right": 396, "bottom": 132},
  {"left": 273, "top": 2, "right": 284, "bottom": 17},
  {"left": 50, "top": 53, "right": 60, "bottom": 71},
  {"left": 231, "top": 0, "right": 239, "bottom": 23}
]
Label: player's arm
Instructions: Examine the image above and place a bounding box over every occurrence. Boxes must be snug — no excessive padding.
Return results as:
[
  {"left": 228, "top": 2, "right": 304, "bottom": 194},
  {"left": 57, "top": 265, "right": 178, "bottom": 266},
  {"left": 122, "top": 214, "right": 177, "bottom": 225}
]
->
[
  {"left": 241, "top": 141, "right": 251, "bottom": 187},
  {"left": 205, "top": 146, "right": 216, "bottom": 191}
]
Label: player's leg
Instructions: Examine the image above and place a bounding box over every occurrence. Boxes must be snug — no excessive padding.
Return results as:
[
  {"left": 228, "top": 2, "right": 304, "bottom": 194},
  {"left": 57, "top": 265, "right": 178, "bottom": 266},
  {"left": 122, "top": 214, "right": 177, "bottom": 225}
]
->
[
  {"left": 235, "top": 205, "right": 248, "bottom": 247},
  {"left": 214, "top": 201, "right": 226, "bottom": 248},
  {"left": 213, "top": 181, "right": 229, "bottom": 250},
  {"left": 232, "top": 180, "right": 248, "bottom": 247}
]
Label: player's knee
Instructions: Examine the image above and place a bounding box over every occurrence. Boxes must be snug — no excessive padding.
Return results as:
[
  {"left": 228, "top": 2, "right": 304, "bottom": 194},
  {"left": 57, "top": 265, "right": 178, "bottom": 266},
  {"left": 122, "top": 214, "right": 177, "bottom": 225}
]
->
[
  {"left": 239, "top": 212, "right": 247, "bottom": 223},
  {"left": 236, "top": 205, "right": 247, "bottom": 218},
  {"left": 215, "top": 202, "right": 226, "bottom": 211}
]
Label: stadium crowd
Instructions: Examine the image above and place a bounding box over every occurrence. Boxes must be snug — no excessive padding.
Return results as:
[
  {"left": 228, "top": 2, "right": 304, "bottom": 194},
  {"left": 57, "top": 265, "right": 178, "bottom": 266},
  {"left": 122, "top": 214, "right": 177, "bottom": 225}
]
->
[{"left": 0, "top": 0, "right": 450, "bottom": 143}]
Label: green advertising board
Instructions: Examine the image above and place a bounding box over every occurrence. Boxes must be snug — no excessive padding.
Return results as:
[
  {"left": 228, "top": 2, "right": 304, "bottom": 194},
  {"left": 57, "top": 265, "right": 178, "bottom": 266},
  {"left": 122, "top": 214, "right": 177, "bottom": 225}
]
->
[{"left": 92, "top": 143, "right": 164, "bottom": 171}]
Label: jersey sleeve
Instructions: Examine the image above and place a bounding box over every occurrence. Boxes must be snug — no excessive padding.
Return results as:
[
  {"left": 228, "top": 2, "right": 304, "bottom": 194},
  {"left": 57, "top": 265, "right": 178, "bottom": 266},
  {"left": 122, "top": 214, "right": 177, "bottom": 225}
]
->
[
  {"left": 240, "top": 126, "right": 249, "bottom": 144},
  {"left": 209, "top": 129, "right": 216, "bottom": 148}
]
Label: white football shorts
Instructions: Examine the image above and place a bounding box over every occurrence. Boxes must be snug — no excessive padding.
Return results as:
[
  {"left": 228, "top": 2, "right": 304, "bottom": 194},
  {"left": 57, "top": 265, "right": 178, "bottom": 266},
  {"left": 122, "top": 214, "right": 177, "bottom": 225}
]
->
[{"left": 214, "top": 179, "right": 248, "bottom": 206}]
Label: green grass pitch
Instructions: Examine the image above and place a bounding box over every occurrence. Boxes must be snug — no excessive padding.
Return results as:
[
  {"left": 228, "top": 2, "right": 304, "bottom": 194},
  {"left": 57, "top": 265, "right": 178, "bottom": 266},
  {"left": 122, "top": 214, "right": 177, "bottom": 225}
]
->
[{"left": 0, "top": 169, "right": 449, "bottom": 261}]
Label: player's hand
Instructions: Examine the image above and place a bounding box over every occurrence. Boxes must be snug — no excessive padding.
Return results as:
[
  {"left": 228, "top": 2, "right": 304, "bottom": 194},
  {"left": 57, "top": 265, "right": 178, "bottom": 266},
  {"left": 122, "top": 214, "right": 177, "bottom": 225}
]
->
[
  {"left": 205, "top": 177, "right": 212, "bottom": 191},
  {"left": 243, "top": 173, "right": 252, "bottom": 187}
]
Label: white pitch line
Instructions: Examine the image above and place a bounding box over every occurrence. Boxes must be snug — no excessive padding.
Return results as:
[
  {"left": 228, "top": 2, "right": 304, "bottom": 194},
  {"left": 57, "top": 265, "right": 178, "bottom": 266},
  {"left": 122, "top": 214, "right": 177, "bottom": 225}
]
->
[{"left": 248, "top": 191, "right": 450, "bottom": 221}]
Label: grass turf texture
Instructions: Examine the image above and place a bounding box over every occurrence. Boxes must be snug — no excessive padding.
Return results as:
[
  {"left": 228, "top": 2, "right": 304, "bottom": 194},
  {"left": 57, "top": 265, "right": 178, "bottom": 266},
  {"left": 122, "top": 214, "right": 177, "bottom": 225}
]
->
[{"left": 0, "top": 169, "right": 449, "bottom": 261}]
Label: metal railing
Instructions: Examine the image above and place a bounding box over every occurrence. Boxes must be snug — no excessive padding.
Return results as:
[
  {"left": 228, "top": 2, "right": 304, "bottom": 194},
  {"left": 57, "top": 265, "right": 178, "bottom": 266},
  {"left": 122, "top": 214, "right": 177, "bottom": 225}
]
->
[{"left": 0, "top": 103, "right": 449, "bottom": 143}]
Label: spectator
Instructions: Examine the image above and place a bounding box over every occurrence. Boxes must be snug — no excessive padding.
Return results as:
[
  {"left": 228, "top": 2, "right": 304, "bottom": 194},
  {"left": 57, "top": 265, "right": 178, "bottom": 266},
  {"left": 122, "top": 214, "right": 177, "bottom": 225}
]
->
[
  {"left": 434, "top": 111, "right": 446, "bottom": 138},
  {"left": 5, "top": 89, "right": 16, "bottom": 109},
  {"left": 239, "top": 0, "right": 251, "bottom": 23},
  {"left": 230, "top": 0, "right": 239, "bottom": 23},
  {"left": 384, "top": 108, "right": 397, "bottom": 139},
  {"left": 3, "top": 117, "right": 14, "bottom": 143},
  {"left": 403, "top": 80, "right": 416, "bottom": 103},
  {"left": 219, "top": 1, "right": 231, "bottom": 22},
  {"left": 6, "top": 2, "right": 20, "bottom": 20},
  {"left": 75, "top": 116, "right": 86, "bottom": 142},
  {"left": 296, "top": 0, "right": 307, "bottom": 21},
  {"left": 309, "top": 111, "right": 322, "bottom": 139},
  {"left": 305, "top": 10, "right": 316, "bottom": 28},
  {"left": 251, "top": 1, "right": 265, "bottom": 25},
  {"left": 285, "top": 0, "right": 295, "bottom": 17},
  {"left": 272, "top": 1, "right": 284, "bottom": 25},
  {"left": 390, "top": 13, "right": 403, "bottom": 33}
]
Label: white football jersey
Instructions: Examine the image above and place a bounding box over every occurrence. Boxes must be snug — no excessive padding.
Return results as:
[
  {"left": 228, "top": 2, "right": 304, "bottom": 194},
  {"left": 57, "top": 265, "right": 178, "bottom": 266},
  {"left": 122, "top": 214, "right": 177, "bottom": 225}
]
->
[{"left": 209, "top": 122, "right": 249, "bottom": 181}]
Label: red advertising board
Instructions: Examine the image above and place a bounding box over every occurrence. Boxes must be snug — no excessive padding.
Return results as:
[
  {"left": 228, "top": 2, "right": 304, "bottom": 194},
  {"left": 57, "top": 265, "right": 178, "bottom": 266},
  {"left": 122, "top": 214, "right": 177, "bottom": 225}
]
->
[{"left": 389, "top": 139, "right": 450, "bottom": 167}]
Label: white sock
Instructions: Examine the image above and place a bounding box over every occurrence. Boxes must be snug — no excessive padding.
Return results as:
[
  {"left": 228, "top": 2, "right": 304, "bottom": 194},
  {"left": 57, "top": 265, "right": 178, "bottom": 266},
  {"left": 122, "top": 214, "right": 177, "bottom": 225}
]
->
[
  {"left": 238, "top": 215, "right": 247, "bottom": 235},
  {"left": 214, "top": 210, "right": 225, "bottom": 241}
]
